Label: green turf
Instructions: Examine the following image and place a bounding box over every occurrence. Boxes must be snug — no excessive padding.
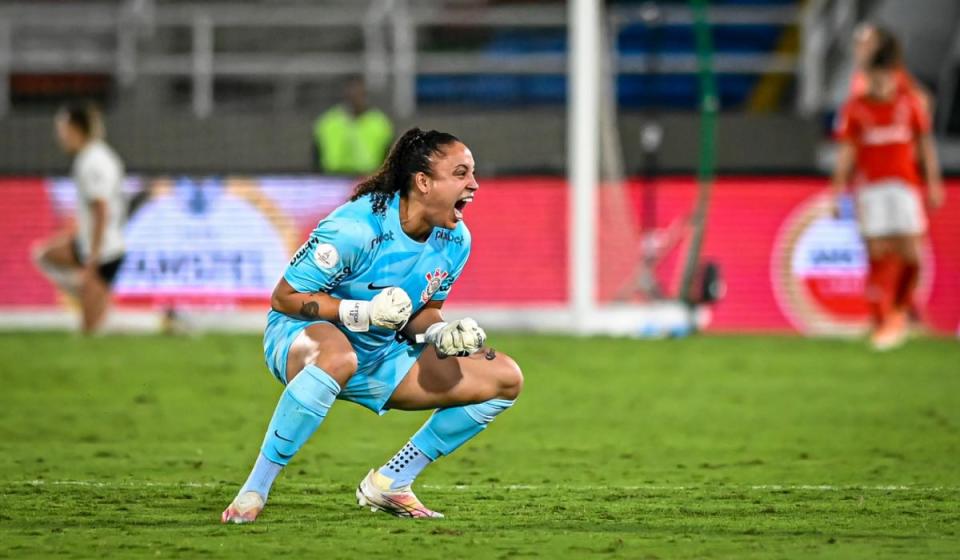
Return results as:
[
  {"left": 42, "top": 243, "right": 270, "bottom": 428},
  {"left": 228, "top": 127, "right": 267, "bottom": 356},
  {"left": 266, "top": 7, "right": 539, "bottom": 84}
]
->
[{"left": 0, "top": 332, "right": 958, "bottom": 559}]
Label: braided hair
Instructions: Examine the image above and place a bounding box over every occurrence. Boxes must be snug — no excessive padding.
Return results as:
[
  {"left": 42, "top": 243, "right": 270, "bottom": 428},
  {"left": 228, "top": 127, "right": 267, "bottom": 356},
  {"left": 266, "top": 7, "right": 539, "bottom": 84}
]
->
[{"left": 351, "top": 127, "right": 460, "bottom": 215}]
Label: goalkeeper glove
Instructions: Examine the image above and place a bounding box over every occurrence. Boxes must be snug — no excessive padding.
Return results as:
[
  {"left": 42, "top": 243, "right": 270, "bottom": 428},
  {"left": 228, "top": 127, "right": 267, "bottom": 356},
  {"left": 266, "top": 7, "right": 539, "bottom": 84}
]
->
[
  {"left": 339, "top": 287, "right": 412, "bottom": 332},
  {"left": 421, "top": 318, "right": 486, "bottom": 357}
]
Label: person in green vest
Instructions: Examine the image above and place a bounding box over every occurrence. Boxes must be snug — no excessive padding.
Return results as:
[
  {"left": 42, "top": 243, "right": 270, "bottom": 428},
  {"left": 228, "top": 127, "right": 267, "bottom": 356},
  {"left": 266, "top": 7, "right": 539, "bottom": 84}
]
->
[{"left": 313, "top": 77, "right": 394, "bottom": 175}]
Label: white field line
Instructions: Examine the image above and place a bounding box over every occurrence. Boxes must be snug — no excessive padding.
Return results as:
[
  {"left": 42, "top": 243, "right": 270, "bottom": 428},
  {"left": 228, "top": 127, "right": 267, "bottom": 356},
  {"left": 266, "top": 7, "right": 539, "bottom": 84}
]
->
[{"left": 7, "top": 480, "right": 958, "bottom": 492}]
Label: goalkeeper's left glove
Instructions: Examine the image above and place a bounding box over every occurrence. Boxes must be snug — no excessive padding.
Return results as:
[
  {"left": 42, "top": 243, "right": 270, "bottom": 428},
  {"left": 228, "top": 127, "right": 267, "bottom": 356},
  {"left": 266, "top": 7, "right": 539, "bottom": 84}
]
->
[{"left": 420, "top": 318, "right": 486, "bottom": 357}]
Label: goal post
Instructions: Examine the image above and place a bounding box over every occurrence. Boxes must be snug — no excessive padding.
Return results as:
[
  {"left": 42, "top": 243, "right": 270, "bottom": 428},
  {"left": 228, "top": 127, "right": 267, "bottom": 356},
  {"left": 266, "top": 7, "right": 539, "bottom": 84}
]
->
[
  {"left": 567, "top": 0, "right": 601, "bottom": 334},
  {"left": 565, "top": 0, "right": 709, "bottom": 337}
]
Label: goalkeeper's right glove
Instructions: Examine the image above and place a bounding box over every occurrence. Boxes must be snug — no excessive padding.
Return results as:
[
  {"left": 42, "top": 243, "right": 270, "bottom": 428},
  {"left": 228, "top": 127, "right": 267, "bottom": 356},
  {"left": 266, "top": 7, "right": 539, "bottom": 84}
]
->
[
  {"left": 339, "top": 287, "right": 412, "bottom": 332},
  {"left": 421, "top": 318, "right": 486, "bottom": 357}
]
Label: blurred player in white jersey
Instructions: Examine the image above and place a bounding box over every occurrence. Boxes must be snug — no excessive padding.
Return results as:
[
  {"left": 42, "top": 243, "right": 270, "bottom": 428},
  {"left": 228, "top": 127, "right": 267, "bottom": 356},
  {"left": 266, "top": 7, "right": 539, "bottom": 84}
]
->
[{"left": 33, "top": 103, "right": 127, "bottom": 334}]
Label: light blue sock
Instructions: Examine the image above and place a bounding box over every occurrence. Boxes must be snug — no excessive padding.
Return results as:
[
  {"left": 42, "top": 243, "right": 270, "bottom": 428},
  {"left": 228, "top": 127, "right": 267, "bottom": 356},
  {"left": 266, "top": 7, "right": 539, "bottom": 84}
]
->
[
  {"left": 240, "top": 364, "right": 340, "bottom": 498},
  {"left": 410, "top": 398, "right": 516, "bottom": 462},
  {"left": 239, "top": 452, "right": 283, "bottom": 500},
  {"left": 378, "top": 441, "right": 433, "bottom": 489}
]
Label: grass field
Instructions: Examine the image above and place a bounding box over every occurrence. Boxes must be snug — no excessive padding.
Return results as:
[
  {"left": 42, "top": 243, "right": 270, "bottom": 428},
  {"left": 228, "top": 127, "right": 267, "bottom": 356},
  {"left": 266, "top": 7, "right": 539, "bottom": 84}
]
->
[{"left": 0, "top": 332, "right": 958, "bottom": 559}]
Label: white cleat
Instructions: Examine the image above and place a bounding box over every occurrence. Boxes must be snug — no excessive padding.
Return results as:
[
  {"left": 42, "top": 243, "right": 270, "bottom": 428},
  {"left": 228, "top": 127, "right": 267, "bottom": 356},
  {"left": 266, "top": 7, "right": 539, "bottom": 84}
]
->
[
  {"left": 356, "top": 469, "right": 444, "bottom": 519},
  {"left": 221, "top": 491, "right": 265, "bottom": 524}
]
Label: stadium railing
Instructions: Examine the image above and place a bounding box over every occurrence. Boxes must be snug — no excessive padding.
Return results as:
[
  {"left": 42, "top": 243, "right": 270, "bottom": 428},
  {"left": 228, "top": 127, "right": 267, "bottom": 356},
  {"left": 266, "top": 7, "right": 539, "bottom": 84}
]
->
[{"left": 0, "top": 0, "right": 799, "bottom": 118}]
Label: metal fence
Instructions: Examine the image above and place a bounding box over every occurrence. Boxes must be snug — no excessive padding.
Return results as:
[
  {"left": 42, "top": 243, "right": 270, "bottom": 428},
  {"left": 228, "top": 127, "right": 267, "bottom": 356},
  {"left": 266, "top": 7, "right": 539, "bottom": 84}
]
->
[{"left": 0, "top": 0, "right": 800, "bottom": 118}]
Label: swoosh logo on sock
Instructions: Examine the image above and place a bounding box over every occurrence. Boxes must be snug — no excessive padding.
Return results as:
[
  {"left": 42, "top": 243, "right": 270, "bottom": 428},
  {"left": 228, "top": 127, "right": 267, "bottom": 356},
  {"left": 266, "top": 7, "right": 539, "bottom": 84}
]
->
[
  {"left": 274, "top": 448, "right": 295, "bottom": 460},
  {"left": 273, "top": 430, "right": 294, "bottom": 443}
]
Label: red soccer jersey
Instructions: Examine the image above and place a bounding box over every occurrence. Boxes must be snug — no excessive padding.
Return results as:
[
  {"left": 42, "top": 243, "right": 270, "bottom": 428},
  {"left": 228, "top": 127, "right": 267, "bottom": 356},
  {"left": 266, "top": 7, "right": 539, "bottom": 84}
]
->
[
  {"left": 849, "top": 67, "right": 918, "bottom": 98},
  {"left": 834, "top": 89, "right": 930, "bottom": 187}
]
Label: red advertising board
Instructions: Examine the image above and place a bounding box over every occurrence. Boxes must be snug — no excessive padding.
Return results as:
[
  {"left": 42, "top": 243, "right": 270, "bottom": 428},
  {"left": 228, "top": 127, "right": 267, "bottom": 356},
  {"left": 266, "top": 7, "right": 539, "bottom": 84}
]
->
[{"left": 1, "top": 176, "right": 957, "bottom": 334}]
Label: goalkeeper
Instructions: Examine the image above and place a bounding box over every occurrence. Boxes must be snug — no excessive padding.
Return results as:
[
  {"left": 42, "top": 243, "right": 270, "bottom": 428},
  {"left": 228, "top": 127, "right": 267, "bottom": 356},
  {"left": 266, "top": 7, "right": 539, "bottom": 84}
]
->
[{"left": 223, "top": 128, "right": 523, "bottom": 523}]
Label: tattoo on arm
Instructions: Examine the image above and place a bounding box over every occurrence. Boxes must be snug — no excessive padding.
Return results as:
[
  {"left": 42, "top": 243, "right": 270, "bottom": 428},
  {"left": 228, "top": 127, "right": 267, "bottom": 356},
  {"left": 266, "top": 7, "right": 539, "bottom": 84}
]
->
[{"left": 299, "top": 301, "right": 320, "bottom": 320}]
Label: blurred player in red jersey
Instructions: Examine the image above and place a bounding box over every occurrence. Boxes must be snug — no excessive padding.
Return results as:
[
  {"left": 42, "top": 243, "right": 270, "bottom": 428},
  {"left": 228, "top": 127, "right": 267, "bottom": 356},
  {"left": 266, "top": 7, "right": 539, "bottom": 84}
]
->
[{"left": 832, "top": 36, "right": 945, "bottom": 350}]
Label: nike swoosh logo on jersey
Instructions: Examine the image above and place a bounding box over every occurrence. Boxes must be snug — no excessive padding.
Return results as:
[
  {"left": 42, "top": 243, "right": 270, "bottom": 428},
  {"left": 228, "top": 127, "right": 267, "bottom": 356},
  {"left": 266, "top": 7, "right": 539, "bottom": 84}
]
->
[{"left": 368, "top": 283, "right": 392, "bottom": 291}]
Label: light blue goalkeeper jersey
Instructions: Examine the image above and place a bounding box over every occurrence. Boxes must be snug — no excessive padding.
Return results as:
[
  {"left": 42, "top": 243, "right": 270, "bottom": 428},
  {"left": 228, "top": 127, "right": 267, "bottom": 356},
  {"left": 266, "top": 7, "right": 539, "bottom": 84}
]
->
[{"left": 271, "top": 192, "right": 471, "bottom": 364}]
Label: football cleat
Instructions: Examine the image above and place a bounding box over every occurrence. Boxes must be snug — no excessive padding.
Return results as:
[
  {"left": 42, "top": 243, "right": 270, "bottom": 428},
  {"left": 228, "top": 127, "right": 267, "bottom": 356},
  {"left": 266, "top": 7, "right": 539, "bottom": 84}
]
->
[
  {"left": 356, "top": 469, "right": 444, "bottom": 519},
  {"left": 221, "top": 491, "right": 265, "bottom": 524},
  {"left": 871, "top": 312, "right": 907, "bottom": 352}
]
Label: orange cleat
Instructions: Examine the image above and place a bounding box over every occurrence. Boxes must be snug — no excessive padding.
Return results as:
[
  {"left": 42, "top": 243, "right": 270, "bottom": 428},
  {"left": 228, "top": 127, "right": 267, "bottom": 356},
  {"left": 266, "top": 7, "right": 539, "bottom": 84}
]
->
[{"left": 871, "top": 311, "right": 907, "bottom": 351}]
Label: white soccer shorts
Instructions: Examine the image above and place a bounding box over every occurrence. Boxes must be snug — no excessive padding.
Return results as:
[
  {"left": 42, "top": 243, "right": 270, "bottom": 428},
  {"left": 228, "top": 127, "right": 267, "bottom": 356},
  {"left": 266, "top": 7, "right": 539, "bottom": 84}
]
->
[{"left": 856, "top": 180, "right": 927, "bottom": 238}]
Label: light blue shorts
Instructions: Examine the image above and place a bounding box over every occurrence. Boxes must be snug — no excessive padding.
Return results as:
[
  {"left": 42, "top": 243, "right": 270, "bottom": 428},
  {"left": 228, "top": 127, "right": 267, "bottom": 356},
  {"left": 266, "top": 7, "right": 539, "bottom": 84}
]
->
[{"left": 263, "top": 310, "right": 425, "bottom": 415}]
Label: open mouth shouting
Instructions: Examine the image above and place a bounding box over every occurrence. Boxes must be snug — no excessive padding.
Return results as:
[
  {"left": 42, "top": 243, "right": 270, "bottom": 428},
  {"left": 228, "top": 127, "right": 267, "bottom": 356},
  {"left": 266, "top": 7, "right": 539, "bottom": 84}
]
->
[{"left": 454, "top": 194, "right": 474, "bottom": 221}]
